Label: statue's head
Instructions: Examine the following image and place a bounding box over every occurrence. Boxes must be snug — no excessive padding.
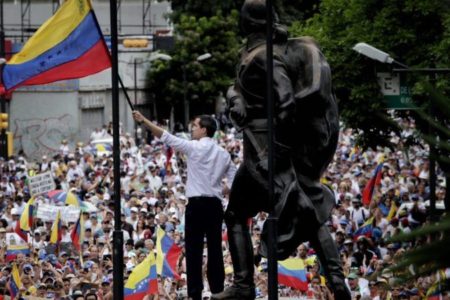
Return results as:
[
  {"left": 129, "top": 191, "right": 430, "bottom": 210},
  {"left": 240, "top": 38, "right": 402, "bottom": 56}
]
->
[{"left": 240, "top": 0, "right": 279, "bottom": 35}]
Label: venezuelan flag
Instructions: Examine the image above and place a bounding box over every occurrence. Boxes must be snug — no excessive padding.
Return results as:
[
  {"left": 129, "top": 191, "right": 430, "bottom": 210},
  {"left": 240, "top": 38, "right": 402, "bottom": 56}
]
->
[
  {"left": 8, "top": 263, "right": 23, "bottom": 299},
  {"left": 277, "top": 258, "right": 308, "bottom": 291},
  {"left": 156, "top": 227, "right": 181, "bottom": 279},
  {"left": 70, "top": 212, "right": 84, "bottom": 251},
  {"left": 6, "top": 245, "right": 31, "bottom": 262},
  {"left": 353, "top": 217, "right": 374, "bottom": 240},
  {"left": 426, "top": 281, "right": 443, "bottom": 300},
  {"left": 14, "top": 218, "right": 28, "bottom": 243},
  {"left": 47, "top": 190, "right": 81, "bottom": 207},
  {"left": 50, "top": 210, "right": 62, "bottom": 245},
  {"left": 125, "top": 252, "right": 158, "bottom": 300},
  {"left": 362, "top": 162, "right": 384, "bottom": 205},
  {"left": 386, "top": 201, "right": 398, "bottom": 222},
  {"left": 19, "top": 197, "right": 35, "bottom": 232},
  {"left": 1, "top": 0, "right": 111, "bottom": 91}
]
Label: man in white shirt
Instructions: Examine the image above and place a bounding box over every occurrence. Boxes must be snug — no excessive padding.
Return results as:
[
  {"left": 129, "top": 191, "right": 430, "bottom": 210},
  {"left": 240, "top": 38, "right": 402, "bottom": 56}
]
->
[{"left": 133, "top": 111, "right": 236, "bottom": 300}]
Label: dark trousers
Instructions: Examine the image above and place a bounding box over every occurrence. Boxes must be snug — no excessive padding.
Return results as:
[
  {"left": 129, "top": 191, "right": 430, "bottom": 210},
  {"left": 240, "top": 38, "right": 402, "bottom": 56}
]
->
[{"left": 185, "top": 196, "right": 225, "bottom": 299}]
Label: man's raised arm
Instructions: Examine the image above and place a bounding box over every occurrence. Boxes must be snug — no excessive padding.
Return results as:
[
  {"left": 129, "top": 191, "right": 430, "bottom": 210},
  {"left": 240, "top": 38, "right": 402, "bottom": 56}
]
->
[{"left": 132, "top": 111, "right": 164, "bottom": 138}]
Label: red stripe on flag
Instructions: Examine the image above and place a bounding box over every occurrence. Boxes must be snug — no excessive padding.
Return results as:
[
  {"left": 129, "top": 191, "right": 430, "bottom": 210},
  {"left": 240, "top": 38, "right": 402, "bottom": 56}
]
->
[{"left": 278, "top": 274, "right": 308, "bottom": 291}]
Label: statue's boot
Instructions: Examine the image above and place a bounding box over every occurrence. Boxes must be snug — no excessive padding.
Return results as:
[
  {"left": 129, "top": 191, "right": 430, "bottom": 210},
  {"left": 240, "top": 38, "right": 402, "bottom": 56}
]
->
[
  {"left": 310, "top": 225, "right": 351, "bottom": 300},
  {"left": 212, "top": 214, "right": 256, "bottom": 300}
]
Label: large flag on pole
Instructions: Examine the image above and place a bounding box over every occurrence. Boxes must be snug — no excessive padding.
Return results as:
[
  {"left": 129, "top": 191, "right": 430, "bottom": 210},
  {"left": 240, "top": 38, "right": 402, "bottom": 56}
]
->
[{"left": 1, "top": 0, "right": 111, "bottom": 92}]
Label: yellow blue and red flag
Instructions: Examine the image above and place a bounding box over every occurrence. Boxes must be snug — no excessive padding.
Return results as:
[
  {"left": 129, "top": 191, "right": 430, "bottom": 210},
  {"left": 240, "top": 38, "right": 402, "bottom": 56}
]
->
[
  {"left": 362, "top": 162, "right": 384, "bottom": 205},
  {"left": 19, "top": 196, "right": 36, "bottom": 232},
  {"left": 156, "top": 227, "right": 182, "bottom": 279},
  {"left": 47, "top": 190, "right": 81, "bottom": 207},
  {"left": 14, "top": 196, "right": 35, "bottom": 242},
  {"left": 50, "top": 210, "right": 62, "bottom": 245},
  {"left": 277, "top": 258, "right": 308, "bottom": 291},
  {"left": 70, "top": 212, "right": 84, "bottom": 251},
  {"left": 14, "top": 218, "right": 28, "bottom": 243},
  {"left": 8, "top": 263, "right": 23, "bottom": 299},
  {"left": 6, "top": 244, "right": 31, "bottom": 262},
  {"left": 1, "top": 0, "right": 111, "bottom": 92},
  {"left": 353, "top": 217, "right": 374, "bottom": 240},
  {"left": 124, "top": 252, "right": 158, "bottom": 300}
]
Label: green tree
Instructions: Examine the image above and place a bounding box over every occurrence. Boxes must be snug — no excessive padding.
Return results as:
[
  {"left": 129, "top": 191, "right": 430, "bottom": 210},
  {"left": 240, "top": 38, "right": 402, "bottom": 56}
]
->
[
  {"left": 290, "top": 0, "right": 450, "bottom": 148},
  {"left": 148, "top": 10, "right": 241, "bottom": 121}
]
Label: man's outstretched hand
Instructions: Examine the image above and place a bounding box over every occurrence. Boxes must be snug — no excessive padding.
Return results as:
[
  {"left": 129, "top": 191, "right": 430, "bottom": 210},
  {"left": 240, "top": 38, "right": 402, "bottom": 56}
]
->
[
  {"left": 132, "top": 111, "right": 164, "bottom": 138},
  {"left": 132, "top": 111, "right": 145, "bottom": 123}
]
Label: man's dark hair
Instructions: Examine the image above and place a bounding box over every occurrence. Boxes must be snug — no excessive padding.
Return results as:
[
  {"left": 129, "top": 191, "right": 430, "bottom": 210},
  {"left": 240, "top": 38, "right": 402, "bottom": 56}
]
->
[{"left": 196, "top": 115, "right": 217, "bottom": 138}]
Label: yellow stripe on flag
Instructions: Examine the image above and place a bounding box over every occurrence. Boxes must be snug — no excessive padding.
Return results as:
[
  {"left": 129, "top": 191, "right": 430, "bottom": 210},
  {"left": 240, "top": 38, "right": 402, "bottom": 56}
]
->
[{"left": 8, "top": 0, "right": 92, "bottom": 64}]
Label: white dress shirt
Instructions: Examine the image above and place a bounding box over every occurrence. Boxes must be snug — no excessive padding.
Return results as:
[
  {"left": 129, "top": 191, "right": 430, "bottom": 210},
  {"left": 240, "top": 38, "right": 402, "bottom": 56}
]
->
[{"left": 160, "top": 131, "right": 236, "bottom": 198}]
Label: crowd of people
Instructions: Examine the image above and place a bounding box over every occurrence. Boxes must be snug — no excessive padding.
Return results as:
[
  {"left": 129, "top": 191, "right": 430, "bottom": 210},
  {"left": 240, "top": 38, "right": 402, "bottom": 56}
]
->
[{"left": 0, "top": 115, "right": 447, "bottom": 300}]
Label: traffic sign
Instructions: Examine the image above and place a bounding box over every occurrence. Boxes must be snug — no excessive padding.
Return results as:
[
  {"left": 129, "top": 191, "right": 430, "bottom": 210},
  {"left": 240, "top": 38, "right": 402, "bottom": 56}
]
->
[{"left": 377, "top": 72, "right": 416, "bottom": 109}]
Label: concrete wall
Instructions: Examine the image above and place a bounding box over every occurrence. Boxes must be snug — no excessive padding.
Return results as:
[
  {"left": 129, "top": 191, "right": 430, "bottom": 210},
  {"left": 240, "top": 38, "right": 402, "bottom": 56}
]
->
[
  {"left": 9, "top": 82, "right": 147, "bottom": 160},
  {"left": 10, "top": 91, "right": 79, "bottom": 160}
]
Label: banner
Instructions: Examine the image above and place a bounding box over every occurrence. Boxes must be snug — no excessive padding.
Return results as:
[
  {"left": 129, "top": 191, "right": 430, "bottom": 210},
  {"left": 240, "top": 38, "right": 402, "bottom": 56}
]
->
[
  {"left": 36, "top": 204, "right": 80, "bottom": 223},
  {"left": 28, "top": 172, "right": 56, "bottom": 196},
  {"left": 6, "top": 233, "right": 28, "bottom": 246}
]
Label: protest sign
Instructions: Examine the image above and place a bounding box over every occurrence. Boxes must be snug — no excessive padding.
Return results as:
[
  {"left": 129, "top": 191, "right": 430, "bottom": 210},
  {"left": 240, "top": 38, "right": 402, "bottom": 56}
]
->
[
  {"left": 28, "top": 172, "right": 56, "bottom": 196},
  {"left": 36, "top": 204, "right": 80, "bottom": 223}
]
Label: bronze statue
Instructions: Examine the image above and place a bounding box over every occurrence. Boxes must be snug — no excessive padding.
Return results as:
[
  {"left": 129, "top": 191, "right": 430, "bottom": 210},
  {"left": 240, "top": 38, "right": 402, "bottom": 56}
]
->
[{"left": 212, "top": 0, "right": 351, "bottom": 299}]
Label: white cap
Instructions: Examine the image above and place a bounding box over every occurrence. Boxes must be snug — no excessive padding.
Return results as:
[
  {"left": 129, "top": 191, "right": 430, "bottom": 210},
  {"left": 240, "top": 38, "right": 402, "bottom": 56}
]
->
[
  {"left": 11, "top": 208, "right": 19, "bottom": 215},
  {"left": 130, "top": 207, "right": 138, "bottom": 213}
]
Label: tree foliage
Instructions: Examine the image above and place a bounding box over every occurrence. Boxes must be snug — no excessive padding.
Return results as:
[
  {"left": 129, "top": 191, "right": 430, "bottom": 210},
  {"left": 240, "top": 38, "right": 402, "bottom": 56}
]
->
[
  {"left": 147, "top": 10, "right": 241, "bottom": 120},
  {"left": 289, "top": 0, "right": 450, "bottom": 148}
]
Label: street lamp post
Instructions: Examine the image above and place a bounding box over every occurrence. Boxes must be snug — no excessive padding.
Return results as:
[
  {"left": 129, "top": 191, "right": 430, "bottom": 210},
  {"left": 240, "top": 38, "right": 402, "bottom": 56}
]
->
[{"left": 353, "top": 42, "right": 450, "bottom": 220}]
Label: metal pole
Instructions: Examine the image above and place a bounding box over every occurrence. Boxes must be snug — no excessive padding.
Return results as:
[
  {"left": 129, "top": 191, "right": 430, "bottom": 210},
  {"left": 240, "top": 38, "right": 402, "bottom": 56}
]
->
[
  {"left": 134, "top": 58, "right": 138, "bottom": 141},
  {"left": 393, "top": 68, "right": 450, "bottom": 74},
  {"left": 265, "top": 0, "right": 278, "bottom": 299},
  {"left": 0, "top": 0, "right": 7, "bottom": 159},
  {"left": 109, "top": 1, "right": 124, "bottom": 299}
]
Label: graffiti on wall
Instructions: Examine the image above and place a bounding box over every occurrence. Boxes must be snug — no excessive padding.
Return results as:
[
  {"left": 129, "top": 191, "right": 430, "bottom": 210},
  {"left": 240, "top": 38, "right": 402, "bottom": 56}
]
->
[{"left": 13, "top": 114, "right": 77, "bottom": 160}]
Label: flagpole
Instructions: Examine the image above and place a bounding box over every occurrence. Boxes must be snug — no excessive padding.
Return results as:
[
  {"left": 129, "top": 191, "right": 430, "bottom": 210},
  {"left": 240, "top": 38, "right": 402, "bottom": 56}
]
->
[
  {"left": 109, "top": 0, "right": 124, "bottom": 299},
  {"left": 118, "top": 75, "right": 135, "bottom": 110}
]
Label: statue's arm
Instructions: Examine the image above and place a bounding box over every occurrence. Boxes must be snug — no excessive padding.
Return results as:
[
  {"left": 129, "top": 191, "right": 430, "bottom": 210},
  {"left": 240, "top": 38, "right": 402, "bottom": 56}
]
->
[{"left": 226, "top": 85, "right": 247, "bottom": 131}]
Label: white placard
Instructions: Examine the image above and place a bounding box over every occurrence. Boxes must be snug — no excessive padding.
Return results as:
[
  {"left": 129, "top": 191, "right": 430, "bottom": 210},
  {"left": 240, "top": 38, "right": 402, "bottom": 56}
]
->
[
  {"left": 28, "top": 172, "right": 56, "bottom": 196},
  {"left": 36, "top": 204, "right": 80, "bottom": 223}
]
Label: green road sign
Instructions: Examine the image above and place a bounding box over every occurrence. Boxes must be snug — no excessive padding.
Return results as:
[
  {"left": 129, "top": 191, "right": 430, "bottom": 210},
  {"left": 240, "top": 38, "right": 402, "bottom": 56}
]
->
[{"left": 377, "top": 72, "right": 416, "bottom": 109}]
